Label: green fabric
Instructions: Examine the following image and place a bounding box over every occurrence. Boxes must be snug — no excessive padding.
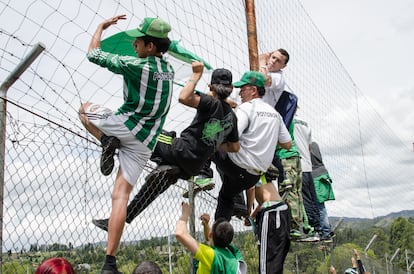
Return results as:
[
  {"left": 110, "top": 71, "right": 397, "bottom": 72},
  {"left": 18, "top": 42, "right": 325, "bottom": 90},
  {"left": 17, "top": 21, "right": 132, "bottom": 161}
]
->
[
  {"left": 101, "top": 32, "right": 212, "bottom": 69},
  {"left": 210, "top": 244, "right": 245, "bottom": 274},
  {"left": 313, "top": 173, "right": 335, "bottom": 203},
  {"left": 157, "top": 133, "right": 174, "bottom": 145},
  {"left": 168, "top": 40, "right": 212, "bottom": 69},
  {"left": 277, "top": 119, "right": 300, "bottom": 159},
  {"left": 101, "top": 31, "right": 136, "bottom": 56}
]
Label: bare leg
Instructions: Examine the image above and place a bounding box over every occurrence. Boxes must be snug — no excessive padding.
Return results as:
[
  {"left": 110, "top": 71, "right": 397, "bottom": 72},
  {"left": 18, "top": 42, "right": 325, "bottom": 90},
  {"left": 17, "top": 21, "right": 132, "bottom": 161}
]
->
[
  {"left": 79, "top": 102, "right": 103, "bottom": 141},
  {"left": 106, "top": 167, "right": 133, "bottom": 256}
]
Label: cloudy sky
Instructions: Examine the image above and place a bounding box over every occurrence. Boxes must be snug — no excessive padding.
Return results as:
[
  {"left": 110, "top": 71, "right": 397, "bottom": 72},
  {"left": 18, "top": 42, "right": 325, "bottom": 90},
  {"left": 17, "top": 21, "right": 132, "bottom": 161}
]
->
[{"left": 300, "top": 0, "right": 414, "bottom": 147}]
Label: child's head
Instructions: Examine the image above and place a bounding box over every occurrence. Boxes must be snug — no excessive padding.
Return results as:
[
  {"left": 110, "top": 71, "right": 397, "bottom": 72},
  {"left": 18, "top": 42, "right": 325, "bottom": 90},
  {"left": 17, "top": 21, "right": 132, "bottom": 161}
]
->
[
  {"left": 126, "top": 17, "right": 172, "bottom": 55},
  {"left": 133, "top": 260, "right": 162, "bottom": 274},
  {"left": 210, "top": 68, "right": 233, "bottom": 100},
  {"left": 140, "top": 35, "right": 171, "bottom": 54},
  {"left": 35, "top": 257, "right": 75, "bottom": 274},
  {"left": 211, "top": 218, "right": 234, "bottom": 247},
  {"left": 267, "top": 48, "right": 289, "bottom": 72}
]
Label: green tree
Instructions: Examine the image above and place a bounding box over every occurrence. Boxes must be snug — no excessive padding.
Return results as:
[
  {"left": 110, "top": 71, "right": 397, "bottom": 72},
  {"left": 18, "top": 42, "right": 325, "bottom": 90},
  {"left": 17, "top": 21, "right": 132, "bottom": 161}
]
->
[{"left": 389, "top": 217, "right": 414, "bottom": 269}]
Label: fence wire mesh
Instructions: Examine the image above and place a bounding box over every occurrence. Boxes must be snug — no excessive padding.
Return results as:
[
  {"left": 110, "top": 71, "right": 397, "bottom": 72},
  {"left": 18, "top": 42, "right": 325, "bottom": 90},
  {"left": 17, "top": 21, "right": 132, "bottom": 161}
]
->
[{"left": 1, "top": 0, "right": 413, "bottom": 273}]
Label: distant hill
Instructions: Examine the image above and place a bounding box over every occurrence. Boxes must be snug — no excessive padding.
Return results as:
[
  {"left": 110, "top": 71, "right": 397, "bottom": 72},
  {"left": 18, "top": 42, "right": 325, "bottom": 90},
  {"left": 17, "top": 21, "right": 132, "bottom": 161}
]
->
[
  {"left": 79, "top": 210, "right": 414, "bottom": 250},
  {"left": 330, "top": 209, "right": 414, "bottom": 230}
]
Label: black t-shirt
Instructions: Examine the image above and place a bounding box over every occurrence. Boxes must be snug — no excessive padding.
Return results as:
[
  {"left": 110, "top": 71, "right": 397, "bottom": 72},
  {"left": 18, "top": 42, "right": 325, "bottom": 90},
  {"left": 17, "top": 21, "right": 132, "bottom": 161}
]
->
[{"left": 172, "top": 93, "right": 238, "bottom": 175}]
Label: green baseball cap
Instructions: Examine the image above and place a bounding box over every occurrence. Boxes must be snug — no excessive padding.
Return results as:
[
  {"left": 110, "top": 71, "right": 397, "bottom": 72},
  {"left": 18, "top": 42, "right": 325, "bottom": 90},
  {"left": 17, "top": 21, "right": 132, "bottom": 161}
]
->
[
  {"left": 233, "top": 71, "right": 266, "bottom": 88},
  {"left": 125, "top": 17, "right": 171, "bottom": 39}
]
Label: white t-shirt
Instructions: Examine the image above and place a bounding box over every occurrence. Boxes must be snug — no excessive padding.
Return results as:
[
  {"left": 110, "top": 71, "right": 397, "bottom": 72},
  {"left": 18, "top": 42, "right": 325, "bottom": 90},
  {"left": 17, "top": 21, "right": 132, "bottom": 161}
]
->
[
  {"left": 228, "top": 98, "right": 291, "bottom": 174},
  {"left": 262, "top": 70, "right": 285, "bottom": 107},
  {"left": 294, "top": 117, "right": 312, "bottom": 172}
]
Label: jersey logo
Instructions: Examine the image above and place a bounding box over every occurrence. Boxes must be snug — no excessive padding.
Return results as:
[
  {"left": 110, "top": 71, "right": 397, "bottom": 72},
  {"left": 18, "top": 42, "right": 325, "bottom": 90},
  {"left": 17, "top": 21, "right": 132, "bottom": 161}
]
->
[
  {"left": 201, "top": 113, "right": 234, "bottom": 148},
  {"left": 153, "top": 72, "right": 174, "bottom": 81}
]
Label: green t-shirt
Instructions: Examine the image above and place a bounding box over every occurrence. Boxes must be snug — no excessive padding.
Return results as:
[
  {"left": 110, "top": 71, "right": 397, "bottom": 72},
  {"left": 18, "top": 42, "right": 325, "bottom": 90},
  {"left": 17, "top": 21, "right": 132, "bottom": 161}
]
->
[{"left": 194, "top": 243, "right": 246, "bottom": 274}]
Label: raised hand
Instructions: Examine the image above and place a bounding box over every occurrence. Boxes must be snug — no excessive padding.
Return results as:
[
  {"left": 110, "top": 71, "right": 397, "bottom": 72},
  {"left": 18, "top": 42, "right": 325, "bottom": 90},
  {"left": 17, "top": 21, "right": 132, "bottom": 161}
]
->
[{"left": 101, "top": 14, "right": 127, "bottom": 30}]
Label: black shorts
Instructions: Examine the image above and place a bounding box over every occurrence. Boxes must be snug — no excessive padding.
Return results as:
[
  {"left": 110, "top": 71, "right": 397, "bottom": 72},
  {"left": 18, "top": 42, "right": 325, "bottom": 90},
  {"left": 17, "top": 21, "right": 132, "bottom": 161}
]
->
[{"left": 256, "top": 202, "right": 291, "bottom": 274}]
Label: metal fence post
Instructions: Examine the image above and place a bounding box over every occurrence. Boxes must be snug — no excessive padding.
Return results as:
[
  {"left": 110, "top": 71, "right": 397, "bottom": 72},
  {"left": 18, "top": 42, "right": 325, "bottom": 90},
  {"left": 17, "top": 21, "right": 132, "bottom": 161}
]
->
[
  {"left": 0, "top": 42, "right": 45, "bottom": 271},
  {"left": 187, "top": 177, "right": 196, "bottom": 274}
]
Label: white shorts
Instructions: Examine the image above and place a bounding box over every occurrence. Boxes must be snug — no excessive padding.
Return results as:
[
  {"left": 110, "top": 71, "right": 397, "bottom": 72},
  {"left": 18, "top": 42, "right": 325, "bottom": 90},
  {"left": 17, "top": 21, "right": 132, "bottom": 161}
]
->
[{"left": 84, "top": 103, "right": 151, "bottom": 186}]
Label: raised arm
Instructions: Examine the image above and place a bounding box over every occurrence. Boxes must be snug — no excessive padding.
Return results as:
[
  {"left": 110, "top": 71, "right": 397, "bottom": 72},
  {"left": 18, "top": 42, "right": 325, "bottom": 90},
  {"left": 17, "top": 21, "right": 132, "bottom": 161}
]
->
[
  {"left": 259, "top": 52, "right": 271, "bottom": 86},
  {"left": 178, "top": 61, "right": 204, "bottom": 108},
  {"left": 88, "top": 15, "right": 126, "bottom": 51},
  {"left": 175, "top": 202, "right": 199, "bottom": 255},
  {"left": 200, "top": 213, "right": 211, "bottom": 242},
  {"left": 354, "top": 249, "right": 367, "bottom": 273}
]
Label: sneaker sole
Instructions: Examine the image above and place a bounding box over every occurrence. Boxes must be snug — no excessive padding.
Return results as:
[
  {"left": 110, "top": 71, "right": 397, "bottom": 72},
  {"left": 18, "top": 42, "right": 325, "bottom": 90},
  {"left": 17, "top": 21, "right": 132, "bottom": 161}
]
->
[
  {"left": 145, "top": 165, "right": 181, "bottom": 186},
  {"left": 100, "top": 138, "right": 120, "bottom": 176},
  {"left": 92, "top": 219, "right": 109, "bottom": 232},
  {"left": 295, "top": 237, "right": 320, "bottom": 243}
]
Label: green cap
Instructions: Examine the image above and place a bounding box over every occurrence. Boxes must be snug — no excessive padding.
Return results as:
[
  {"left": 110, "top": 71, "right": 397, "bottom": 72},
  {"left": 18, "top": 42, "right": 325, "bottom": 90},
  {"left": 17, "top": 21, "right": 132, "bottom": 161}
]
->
[
  {"left": 233, "top": 71, "right": 266, "bottom": 88},
  {"left": 125, "top": 17, "right": 171, "bottom": 39}
]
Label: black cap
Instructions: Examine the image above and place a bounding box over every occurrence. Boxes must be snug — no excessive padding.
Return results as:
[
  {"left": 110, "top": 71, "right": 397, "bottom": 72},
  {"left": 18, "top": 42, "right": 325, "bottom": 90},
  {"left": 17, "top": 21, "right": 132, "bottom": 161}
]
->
[{"left": 211, "top": 68, "right": 232, "bottom": 86}]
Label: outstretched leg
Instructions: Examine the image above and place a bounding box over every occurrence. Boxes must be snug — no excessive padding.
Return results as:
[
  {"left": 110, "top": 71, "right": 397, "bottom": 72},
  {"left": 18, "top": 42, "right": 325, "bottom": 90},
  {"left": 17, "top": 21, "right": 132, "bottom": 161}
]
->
[
  {"left": 92, "top": 165, "right": 182, "bottom": 232},
  {"left": 126, "top": 165, "right": 181, "bottom": 222}
]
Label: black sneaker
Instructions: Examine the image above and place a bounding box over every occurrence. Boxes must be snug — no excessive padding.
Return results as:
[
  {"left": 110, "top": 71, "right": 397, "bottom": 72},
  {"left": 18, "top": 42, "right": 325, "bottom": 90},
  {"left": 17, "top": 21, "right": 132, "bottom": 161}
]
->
[
  {"left": 100, "top": 135, "right": 120, "bottom": 176},
  {"left": 92, "top": 218, "right": 109, "bottom": 232}
]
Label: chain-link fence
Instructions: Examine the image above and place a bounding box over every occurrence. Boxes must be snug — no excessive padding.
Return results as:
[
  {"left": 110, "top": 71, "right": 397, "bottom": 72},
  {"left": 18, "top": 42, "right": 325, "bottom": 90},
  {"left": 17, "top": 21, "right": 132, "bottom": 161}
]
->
[
  {"left": 2, "top": 111, "right": 258, "bottom": 273},
  {"left": 2, "top": 0, "right": 414, "bottom": 273}
]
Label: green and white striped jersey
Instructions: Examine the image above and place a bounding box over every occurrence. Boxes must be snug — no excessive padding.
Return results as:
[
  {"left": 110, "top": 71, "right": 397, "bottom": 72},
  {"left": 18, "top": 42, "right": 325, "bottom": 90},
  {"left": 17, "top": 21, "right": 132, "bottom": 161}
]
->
[{"left": 87, "top": 48, "right": 174, "bottom": 150}]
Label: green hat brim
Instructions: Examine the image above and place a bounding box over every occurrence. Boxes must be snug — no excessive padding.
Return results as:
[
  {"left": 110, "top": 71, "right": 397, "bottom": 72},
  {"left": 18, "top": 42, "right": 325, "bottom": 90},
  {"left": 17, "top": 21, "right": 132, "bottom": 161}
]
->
[
  {"left": 233, "top": 80, "right": 248, "bottom": 88},
  {"left": 124, "top": 28, "right": 146, "bottom": 38}
]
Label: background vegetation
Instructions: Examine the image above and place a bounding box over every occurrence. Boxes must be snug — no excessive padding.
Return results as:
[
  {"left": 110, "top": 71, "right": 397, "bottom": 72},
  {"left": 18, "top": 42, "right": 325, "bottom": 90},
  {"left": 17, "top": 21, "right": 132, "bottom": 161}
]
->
[{"left": 2, "top": 215, "right": 413, "bottom": 273}]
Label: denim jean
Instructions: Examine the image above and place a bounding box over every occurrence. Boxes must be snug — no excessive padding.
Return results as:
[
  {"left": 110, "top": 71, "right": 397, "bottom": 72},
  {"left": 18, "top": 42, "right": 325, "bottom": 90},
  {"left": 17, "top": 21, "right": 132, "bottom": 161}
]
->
[{"left": 318, "top": 202, "right": 331, "bottom": 237}]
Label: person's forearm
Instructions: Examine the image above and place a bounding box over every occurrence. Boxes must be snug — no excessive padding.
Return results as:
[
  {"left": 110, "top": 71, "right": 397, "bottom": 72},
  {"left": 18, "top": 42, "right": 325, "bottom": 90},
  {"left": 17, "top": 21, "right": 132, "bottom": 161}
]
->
[
  {"left": 179, "top": 72, "right": 202, "bottom": 102},
  {"left": 202, "top": 224, "right": 210, "bottom": 242},
  {"left": 175, "top": 217, "right": 189, "bottom": 237},
  {"left": 89, "top": 23, "right": 104, "bottom": 51},
  {"left": 246, "top": 187, "right": 255, "bottom": 217}
]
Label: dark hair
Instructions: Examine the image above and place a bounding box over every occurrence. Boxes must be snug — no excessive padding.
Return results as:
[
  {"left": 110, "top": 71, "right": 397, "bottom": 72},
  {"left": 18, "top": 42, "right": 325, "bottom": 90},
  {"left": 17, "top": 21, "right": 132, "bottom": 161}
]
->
[
  {"left": 257, "top": 86, "right": 265, "bottom": 97},
  {"left": 277, "top": 48, "right": 290, "bottom": 64},
  {"left": 142, "top": 36, "right": 171, "bottom": 53},
  {"left": 211, "top": 84, "right": 233, "bottom": 100},
  {"left": 212, "top": 218, "right": 234, "bottom": 248},
  {"left": 133, "top": 260, "right": 163, "bottom": 274},
  {"left": 35, "top": 257, "right": 75, "bottom": 274}
]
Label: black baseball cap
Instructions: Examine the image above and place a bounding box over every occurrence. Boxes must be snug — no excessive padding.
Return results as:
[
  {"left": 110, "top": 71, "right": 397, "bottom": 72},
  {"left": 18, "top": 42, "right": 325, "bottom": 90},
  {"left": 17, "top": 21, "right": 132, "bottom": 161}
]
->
[{"left": 210, "top": 68, "right": 232, "bottom": 86}]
